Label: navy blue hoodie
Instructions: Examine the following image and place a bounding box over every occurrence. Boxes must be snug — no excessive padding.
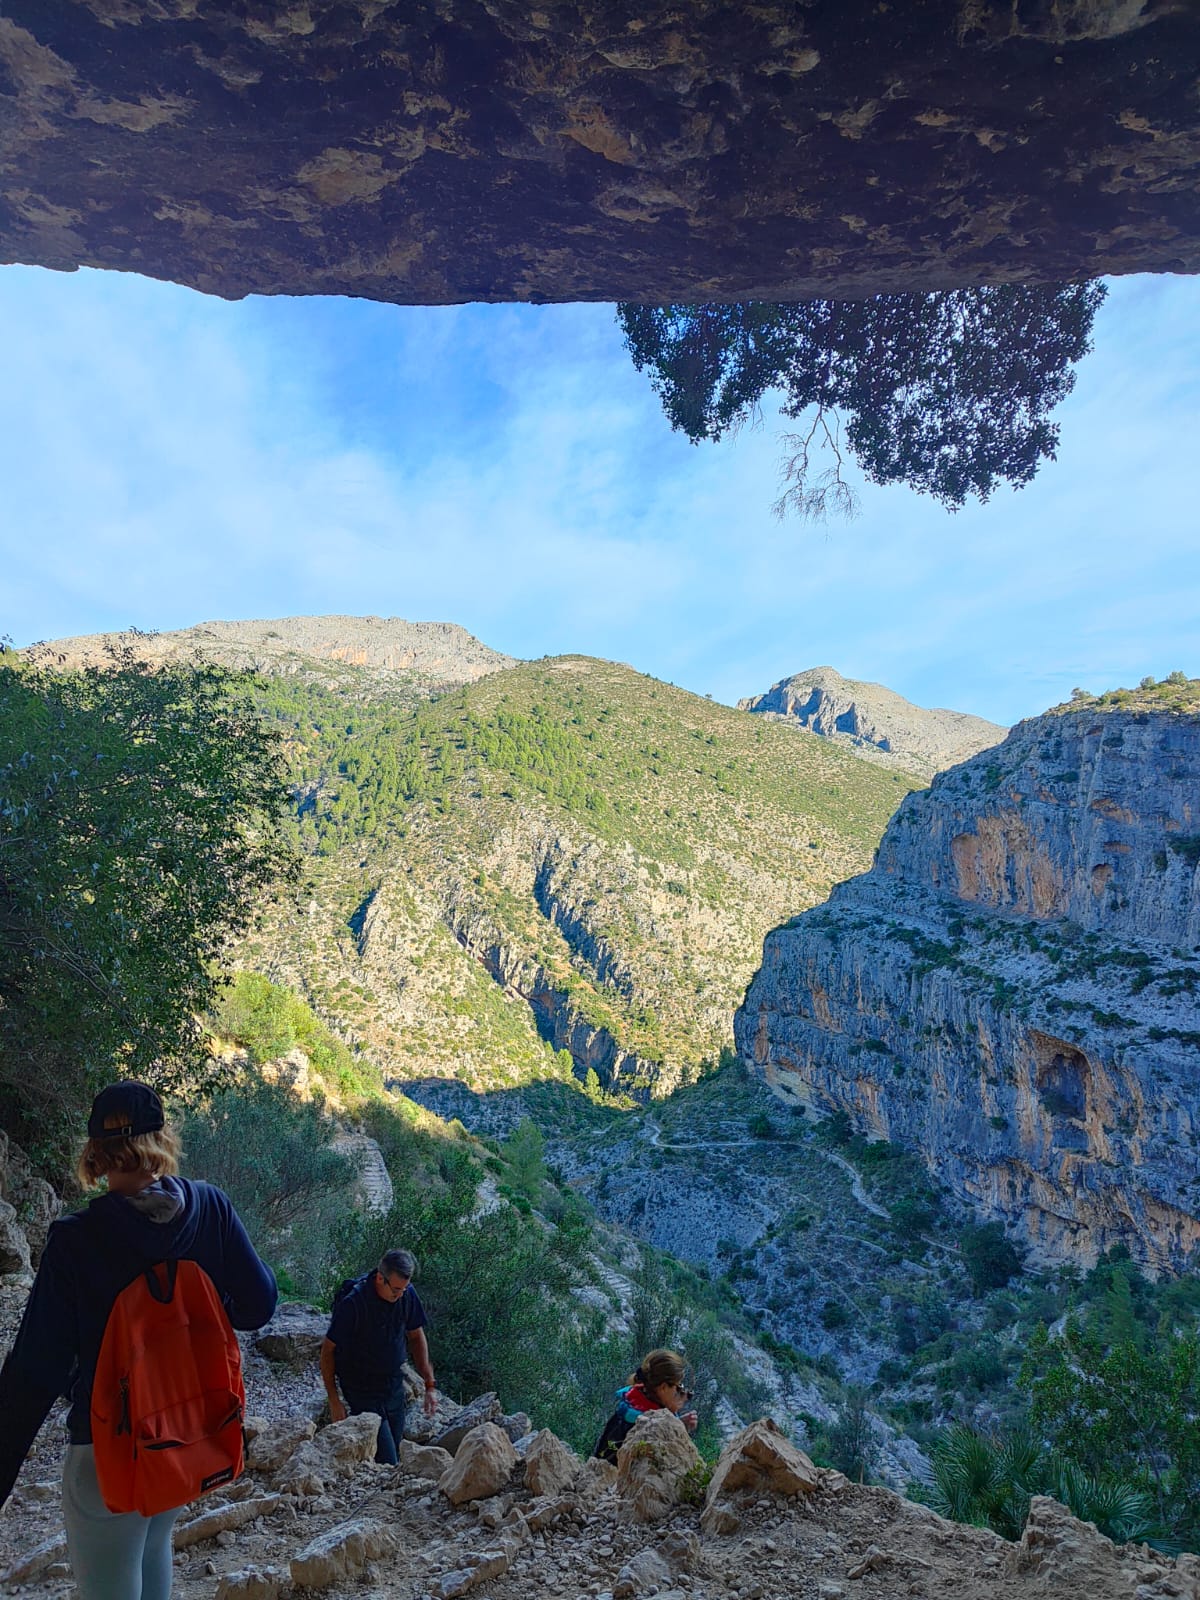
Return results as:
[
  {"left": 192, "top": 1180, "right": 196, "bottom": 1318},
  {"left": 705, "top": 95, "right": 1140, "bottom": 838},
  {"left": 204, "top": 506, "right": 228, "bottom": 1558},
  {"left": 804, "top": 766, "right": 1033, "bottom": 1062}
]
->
[{"left": 0, "top": 1175, "right": 277, "bottom": 1508}]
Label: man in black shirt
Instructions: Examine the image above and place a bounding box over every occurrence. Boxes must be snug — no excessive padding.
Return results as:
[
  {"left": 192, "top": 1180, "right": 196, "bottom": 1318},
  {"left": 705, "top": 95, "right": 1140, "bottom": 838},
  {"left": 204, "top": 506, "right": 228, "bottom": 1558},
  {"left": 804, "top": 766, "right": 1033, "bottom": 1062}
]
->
[{"left": 320, "top": 1248, "right": 437, "bottom": 1463}]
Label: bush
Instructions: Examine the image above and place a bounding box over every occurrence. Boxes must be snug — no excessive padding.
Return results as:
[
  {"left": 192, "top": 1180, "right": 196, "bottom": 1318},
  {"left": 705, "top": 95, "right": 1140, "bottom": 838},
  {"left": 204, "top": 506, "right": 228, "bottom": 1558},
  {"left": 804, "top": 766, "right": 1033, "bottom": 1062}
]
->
[
  {"left": 178, "top": 1073, "right": 358, "bottom": 1296},
  {"left": 961, "top": 1222, "right": 1024, "bottom": 1294},
  {"left": 210, "top": 972, "right": 369, "bottom": 1098},
  {"left": 821, "top": 1299, "right": 851, "bottom": 1331}
]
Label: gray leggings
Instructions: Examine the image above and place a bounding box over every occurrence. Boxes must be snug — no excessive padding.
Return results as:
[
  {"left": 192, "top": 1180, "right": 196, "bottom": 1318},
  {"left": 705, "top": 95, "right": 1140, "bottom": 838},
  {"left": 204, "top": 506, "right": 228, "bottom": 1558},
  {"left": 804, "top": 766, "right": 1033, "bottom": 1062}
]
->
[{"left": 62, "top": 1446, "right": 181, "bottom": 1600}]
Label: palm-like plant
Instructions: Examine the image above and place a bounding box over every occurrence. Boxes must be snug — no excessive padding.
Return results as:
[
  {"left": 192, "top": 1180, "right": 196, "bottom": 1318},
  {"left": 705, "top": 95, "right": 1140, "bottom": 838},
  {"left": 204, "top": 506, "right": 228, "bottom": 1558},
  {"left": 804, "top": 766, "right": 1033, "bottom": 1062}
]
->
[{"left": 924, "top": 1426, "right": 1168, "bottom": 1549}]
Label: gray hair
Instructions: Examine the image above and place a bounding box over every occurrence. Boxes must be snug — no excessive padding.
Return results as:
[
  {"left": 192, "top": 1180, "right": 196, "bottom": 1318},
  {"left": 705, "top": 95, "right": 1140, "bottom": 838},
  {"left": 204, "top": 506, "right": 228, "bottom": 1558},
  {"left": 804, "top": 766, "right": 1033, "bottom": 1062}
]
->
[{"left": 381, "top": 1248, "right": 416, "bottom": 1281}]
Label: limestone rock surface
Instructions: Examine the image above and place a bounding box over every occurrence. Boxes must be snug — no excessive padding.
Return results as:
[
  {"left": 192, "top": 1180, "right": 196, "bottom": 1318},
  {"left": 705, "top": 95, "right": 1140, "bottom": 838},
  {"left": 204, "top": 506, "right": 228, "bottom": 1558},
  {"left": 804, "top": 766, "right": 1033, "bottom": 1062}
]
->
[
  {"left": 289, "top": 1519, "right": 396, "bottom": 1590},
  {"left": 737, "top": 699, "right": 1200, "bottom": 1268},
  {"left": 521, "top": 1429, "right": 581, "bottom": 1498},
  {"left": 434, "top": 1393, "right": 502, "bottom": 1455},
  {"left": 277, "top": 1414, "right": 380, "bottom": 1496},
  {"left": 244, "top": 1416, "right": 317, "bottom": 1477},
  {"left": 251, "top": 1304, "right": 327, "bottom": 1369},
  {"left": 398, "top": 1441, "right": 454, "bottom": 1481},
  {"left": 702, "top": 1418, "right": 820, "bottom": 1534},
  {"left": 2, "top": 5, "right": 1198, "bottom": 303},
  {"left": 739, "top": 667, "right": 1005, "bottom": 780},
  {"left": 615, "top": 1410, "right": 702, "bottom": 1524},
  {"left": 439, "top": 1423, "right": 519, "bottom": 1506}
]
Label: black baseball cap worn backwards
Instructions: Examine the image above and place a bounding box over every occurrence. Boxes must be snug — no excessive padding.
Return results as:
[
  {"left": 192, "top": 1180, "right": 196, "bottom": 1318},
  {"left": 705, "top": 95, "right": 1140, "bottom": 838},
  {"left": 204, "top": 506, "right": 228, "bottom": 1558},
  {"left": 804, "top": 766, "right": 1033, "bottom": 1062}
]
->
[{"left": 87, "top": 1081, "right": 165, "bottom": 1140}]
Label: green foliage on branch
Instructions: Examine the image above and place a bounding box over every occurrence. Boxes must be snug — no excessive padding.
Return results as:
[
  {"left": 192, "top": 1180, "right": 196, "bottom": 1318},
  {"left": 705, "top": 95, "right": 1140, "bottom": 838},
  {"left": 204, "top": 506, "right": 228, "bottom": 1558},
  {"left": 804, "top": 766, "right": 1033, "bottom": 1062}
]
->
[
  {"left": 618, "top": 284, "right": 1105, "bottom": 516},
  {"left": 0, "top": 643, "right": 299, "bottom": 1165},
  {"left": 960, "top": 1222, "right": 1024, "bottom": 1294},
  {"left": 1020, "top": 1315, "right": 1200, "bottom": 1549}
]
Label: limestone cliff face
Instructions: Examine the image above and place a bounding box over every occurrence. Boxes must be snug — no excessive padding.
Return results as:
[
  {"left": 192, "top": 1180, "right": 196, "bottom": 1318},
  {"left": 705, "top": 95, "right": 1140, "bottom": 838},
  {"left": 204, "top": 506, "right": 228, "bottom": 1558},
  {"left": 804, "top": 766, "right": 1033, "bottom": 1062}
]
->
[
  {"left": 735, "top": 699, "right": 1200, "bottom": 1270},
  {"left": 2, "top": 3, "right": 1199, "bottom": 303}
]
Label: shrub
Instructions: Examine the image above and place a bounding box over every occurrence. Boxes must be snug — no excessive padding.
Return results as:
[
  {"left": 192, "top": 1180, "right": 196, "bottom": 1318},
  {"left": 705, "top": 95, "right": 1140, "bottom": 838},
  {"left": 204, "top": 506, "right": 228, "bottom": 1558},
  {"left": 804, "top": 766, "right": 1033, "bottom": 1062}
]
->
[
  {"left": 821, "top": 1299, "right": 851, "bottom": 1331},
  {"left": 961, "top": 1223, "right": 1024, "bottom": 1294},
  {"left": 179, "top": 1073, "right": 358, "bottom": 1296}
]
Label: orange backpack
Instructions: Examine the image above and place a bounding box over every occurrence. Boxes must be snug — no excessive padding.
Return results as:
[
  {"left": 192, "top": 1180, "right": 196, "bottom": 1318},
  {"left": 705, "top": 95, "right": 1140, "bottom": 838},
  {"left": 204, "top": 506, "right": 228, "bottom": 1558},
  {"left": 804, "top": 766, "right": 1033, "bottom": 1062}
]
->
[{"left": 91, "top": 1258, "right": 245, "bottom": 1517}]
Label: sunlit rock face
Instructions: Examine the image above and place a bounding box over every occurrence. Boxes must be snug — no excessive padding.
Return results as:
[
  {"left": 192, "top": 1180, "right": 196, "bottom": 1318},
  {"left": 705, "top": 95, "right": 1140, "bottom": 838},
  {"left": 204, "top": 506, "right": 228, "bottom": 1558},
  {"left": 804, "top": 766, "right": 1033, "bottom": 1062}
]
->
[
  {"left": 0, "top": 2, "right": 1197, "bottom": 304},
  {"left": 736, "top": 702, "right": 1200, "bottom": 1271}
]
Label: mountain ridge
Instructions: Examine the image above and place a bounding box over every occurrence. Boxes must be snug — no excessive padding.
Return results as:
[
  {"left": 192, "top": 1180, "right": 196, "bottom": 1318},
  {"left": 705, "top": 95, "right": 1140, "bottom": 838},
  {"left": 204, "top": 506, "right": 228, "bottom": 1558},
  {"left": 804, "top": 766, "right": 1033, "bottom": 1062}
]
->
[{"left": 28, "top": 615, "right": 515, "bottom": 691}]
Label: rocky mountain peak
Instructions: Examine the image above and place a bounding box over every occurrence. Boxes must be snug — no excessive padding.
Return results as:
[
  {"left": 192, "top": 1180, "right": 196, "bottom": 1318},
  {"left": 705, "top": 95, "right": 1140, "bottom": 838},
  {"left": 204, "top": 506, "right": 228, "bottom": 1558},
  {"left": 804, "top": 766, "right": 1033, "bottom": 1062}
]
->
[{"left": 738, "top": 666, "right": 1006, "bottom": 779}]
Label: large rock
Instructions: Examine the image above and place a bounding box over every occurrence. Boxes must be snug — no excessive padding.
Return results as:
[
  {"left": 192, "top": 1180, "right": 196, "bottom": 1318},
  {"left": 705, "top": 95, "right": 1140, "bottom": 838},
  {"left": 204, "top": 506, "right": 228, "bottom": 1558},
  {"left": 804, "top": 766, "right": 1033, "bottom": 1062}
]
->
[
  {"left": 289, "top": 1519, "right": 395, "bottom": 1590},
  {"left": 439, "top": 1423, "right": 519, "bottom": 1507},
  {"left": 0, "top": 1133, "right": 59, "bottom": 1266},
  {"left": 0, "top": 1199, "right": 31, "bottom": 1278},
  {"left": 251, "top": 1304, "right": 327, "bottom": 1368},
  {"left": 433, "top": 1392, "right": 502, "bottom": 1455},
  {"left": 614, "top": 1410, "right": 702, "bottom": 1524},
  {"left": 706, "top": 1418, "right": 820, "bottom": 1500},
  {"left": 521, "top": 1429, "right": 581, "bottom": 1498},
  {"left": 277, "top": 1414, "right": 380, "bottom": 1496},
  {"left": 737, "top": 699, "right": 1200, "bottom": 1271},
  {"left": 1005, "top": 1496, "right": 1200, "bottom": 1599},
  {"left": 701, "top": 1419, "right": 819, "bottom": 1535},
  {"left": 398, "top": 1441, "right": 454, "bottom": 1481},
  {"left": 2, "top": 6, "right": 1198, "bottom": 305},
  {"left": 244, "top": 1416, "right": 316, "bottom": 1476},
  {"left": 614, "top": 1548, "right": 673, "bottom": 1599},
  {"left": 215, "top": 1568, "right": 290, "bottom": 1600}
]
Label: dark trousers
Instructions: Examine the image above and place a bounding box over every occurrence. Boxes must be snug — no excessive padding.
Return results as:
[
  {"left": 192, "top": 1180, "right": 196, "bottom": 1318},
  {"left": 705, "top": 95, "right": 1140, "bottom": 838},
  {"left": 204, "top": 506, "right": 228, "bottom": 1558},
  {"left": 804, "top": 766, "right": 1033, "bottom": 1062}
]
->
[{"left": 342, "top": 1384, "right": 407, "bottom": 1464}]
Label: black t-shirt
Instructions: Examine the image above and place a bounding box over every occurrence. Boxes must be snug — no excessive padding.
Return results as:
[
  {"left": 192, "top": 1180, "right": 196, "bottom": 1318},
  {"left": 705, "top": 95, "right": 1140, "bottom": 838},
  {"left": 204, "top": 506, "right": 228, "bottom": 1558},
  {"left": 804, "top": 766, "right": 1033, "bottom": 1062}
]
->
[{"left": 326, "top": 1272, "right": 428, "bottom": 1394}]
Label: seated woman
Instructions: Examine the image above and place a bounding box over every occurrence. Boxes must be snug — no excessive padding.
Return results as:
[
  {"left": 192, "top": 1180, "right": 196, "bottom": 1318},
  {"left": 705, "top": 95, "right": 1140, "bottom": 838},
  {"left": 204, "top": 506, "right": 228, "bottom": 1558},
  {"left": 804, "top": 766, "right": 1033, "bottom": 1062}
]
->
[{"left": 592, "top": 1347, "right": 699, "bottom": 1463}]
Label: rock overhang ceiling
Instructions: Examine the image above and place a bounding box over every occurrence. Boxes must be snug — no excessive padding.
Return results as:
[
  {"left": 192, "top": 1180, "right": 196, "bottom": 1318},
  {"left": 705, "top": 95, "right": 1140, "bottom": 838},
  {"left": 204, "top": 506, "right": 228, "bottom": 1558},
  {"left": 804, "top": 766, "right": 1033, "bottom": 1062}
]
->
[{"left": 1, "top": 1, "right": 1197, "bottom": 305}]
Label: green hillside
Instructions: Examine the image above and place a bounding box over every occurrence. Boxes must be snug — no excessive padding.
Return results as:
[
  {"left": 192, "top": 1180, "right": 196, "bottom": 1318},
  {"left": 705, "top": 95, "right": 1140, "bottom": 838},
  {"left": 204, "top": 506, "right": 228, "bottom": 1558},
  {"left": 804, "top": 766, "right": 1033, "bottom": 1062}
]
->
[{"left": 241, "top": 656, "right": 920, "bottom": 1095}]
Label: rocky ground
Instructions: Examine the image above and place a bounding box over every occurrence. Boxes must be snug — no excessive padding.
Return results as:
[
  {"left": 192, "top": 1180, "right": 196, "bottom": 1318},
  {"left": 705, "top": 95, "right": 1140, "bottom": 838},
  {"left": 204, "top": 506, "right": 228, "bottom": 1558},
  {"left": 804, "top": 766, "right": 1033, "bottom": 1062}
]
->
[{"left": 3, "top": 1297, "right": 1195, "bottom": 1600}]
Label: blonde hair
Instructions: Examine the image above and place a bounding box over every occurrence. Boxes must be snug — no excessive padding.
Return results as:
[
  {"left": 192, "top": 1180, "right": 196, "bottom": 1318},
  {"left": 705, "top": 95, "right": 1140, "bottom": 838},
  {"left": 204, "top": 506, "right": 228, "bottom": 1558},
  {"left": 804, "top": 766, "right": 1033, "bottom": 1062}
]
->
[
  {"left": 77, "top": 1111, "right": 183, "bottom": 1189},
  {"left": 632, "top": 1348, "right": 687, "bottom": 1392}
]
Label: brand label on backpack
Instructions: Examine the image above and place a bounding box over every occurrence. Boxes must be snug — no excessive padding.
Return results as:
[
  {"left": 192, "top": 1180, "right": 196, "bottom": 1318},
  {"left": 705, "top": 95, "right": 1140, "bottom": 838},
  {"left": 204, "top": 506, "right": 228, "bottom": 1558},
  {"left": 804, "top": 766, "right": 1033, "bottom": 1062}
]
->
[{"left": 91, "top": 1258, "right": 246, "bottom": 1517}]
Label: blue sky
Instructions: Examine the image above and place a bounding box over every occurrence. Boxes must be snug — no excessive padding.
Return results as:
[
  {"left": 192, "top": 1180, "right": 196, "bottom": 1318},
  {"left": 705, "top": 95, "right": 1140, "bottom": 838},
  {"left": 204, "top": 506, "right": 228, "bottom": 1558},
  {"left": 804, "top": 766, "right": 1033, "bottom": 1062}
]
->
[{"left": 1, "top": 265, "right": 1197, "bottom": 727}]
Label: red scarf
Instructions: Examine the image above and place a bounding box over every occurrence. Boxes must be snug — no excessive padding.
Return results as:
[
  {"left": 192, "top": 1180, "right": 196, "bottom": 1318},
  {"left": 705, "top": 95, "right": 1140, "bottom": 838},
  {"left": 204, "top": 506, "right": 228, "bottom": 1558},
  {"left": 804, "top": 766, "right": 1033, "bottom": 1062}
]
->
[{"left": 622, "top": 1382, "right": 662, "bottom": 1414}]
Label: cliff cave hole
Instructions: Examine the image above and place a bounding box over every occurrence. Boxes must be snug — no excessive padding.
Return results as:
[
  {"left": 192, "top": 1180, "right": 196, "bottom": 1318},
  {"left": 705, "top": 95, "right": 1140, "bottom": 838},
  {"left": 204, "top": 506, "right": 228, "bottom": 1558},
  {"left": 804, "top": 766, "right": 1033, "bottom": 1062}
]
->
[{"left": 1032, "top": 1033, "right": 1090, "bottom": 1121}]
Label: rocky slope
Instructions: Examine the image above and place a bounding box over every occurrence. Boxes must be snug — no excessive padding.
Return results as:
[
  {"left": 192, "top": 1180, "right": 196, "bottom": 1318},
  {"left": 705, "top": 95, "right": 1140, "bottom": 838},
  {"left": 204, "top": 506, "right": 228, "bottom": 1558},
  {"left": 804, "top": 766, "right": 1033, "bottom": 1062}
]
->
[
  {"left": 8, "top": 1337, "right": 1192, "bottom": 1600},
  {"left": 2, "top": 1173, "right": 1195, "bottom": 1600},
  {"left": 234, "top": 654, "right": 918, "bottom": 1098},
  {"left": 31, "top": 616, "right": 514, "bottom": 693},
  {"left": 32, "top": 625, "right": 915, "bottom": 1101},
  {"left": 739, "top": 668, "right": 1005, "bottom": 780},
  {"left": 736, "top": 680, "right": 1200, "bottom": 1271}
]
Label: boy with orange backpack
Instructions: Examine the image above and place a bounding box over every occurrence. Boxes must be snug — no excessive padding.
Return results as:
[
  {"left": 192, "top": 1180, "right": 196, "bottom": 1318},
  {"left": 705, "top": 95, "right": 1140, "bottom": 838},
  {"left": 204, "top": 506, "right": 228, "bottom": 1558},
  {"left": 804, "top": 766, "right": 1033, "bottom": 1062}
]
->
[{"left": 0, "top": 1082, "right": 277, "bottom": 1600}]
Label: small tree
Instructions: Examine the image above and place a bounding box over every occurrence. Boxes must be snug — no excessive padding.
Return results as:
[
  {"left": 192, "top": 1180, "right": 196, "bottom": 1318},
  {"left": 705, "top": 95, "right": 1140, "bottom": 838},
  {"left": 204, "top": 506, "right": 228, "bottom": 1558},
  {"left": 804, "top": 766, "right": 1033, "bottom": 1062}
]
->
[
  {"left": 503, "top": 1117, "right": 547, "bottom": 1203},
  {"left": 960, "top": 1222, "right": 1024, "bottom": 1294},
  {"left": 828, "top": 1388, "right": 879, "bottom": 1483}
]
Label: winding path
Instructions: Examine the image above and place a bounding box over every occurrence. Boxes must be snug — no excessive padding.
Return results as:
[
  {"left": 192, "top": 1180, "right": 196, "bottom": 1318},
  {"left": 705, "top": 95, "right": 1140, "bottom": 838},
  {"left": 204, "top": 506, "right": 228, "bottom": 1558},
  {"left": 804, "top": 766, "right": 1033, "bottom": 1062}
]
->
[{"left": 640, "top": 1115, "right": 891, "bottom": 1222}]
